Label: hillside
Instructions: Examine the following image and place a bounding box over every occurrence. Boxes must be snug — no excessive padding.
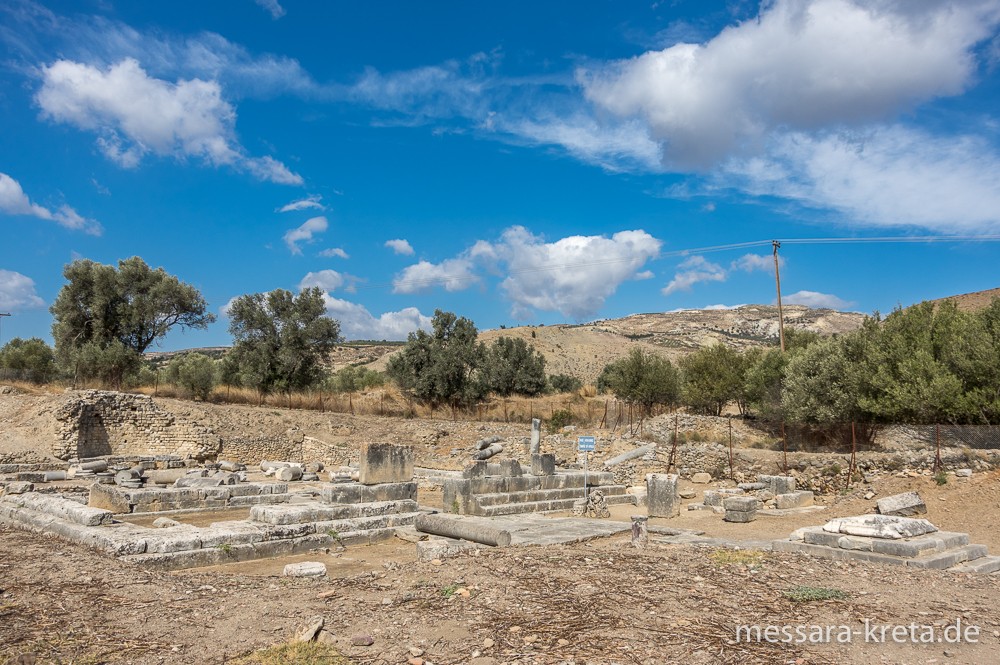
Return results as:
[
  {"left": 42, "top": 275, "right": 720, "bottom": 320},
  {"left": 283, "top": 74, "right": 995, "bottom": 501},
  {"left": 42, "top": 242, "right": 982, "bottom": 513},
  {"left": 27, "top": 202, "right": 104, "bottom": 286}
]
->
[
  {"left": 368, "top": 304, "right": 867, "bottom": 384},
  {"left": 930, "top": 286, "right": 1000, "bottom": 312}
]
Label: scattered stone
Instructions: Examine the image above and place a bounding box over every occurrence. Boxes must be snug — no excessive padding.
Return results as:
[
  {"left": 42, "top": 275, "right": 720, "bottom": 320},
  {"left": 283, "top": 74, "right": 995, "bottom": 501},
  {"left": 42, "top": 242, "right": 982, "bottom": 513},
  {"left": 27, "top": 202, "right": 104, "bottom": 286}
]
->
[
  {"left": 351, "top": 634, "right": 374, "bottom": 647},
  {"left": 283, "top": 562, "right": 327, "bottom": 577},
  {"left": 678, "top": 488, "right": 697, "bottom": 499},
  {"left": 823, "top": 515, "right": 937, "bottom": 539},
  {"left": 409, "top": 647, "right": 425, "bottom": 657},
  {"left": 955, "top": 468, "right": 972, "bottom": 478},
  {"left": 876, "top": 491, "right": 927, "bottom": 517},
  {"left": 483, "top": 638, "right": 495, "bottom": 648},
  {"left": 152, "top": 517, "right": 182, "bottom": 528},
  {"left": 690, "top": 472, "right": 712, "bottom": 484},
  {"left": 295, "top": 615, "right": 325, "bottom": 642}
]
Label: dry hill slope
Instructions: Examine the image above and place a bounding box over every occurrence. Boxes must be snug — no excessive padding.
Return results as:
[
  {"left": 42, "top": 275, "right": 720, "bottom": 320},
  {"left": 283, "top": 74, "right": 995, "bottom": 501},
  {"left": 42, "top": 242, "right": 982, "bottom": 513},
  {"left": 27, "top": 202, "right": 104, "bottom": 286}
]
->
[{"left": 369, "top": 304, "right": 866, "bottom": 383}]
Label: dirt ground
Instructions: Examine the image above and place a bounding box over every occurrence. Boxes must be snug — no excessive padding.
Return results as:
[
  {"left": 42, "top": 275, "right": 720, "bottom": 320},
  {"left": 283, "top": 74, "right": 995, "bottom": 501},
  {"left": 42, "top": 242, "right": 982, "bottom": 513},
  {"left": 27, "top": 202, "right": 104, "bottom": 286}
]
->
[{"left": 4, "top": 389, "right": 1000, "bottom": 664}]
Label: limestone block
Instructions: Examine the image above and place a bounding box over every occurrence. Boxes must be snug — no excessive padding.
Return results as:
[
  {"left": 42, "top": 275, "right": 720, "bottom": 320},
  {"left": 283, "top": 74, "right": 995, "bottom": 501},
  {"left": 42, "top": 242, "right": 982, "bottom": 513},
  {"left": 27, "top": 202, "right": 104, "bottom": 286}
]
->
[
  {"left": 283, "top": 562, "right": 327, "bottom": 577},
  {"left": 1, "top": 481, "right": 34, "bottom": 495},
  {"left": 530, "top": 418, "right": 541, "bottom": 455},
  {"left": 823, "top": 515, "right": 937, "bottom": 539},
  {"left": 724, "top": 510, "right": 756, "bottom": 523},
  {"left": 646, "top": 473, "right": 680, "bottom": 518},
  {"left": 775, "top": 491, "right": 815, "bottom": 510},
  {"left": 359, "top": 443, "right": 414, "bottom": 485},
  {"left": 690, "top": 472, "right": 711, "bottom": 484},
  {"left": 703, "top": 488, "right": 744, "bottom": 507},
  {"left": 499, "top": 459, "right": 523, "bottom": 477},
  {"left": 723, "top": 496, "right": 761, "bottom": 512},
  {"left": 530, "top": 454, "right": 555, "bottom": 476},
  {"left": 88, "top": 483, "right": 131, "bottom": 514},
  {"left": 463, "top": 461, "right": 487, "bottom": 479},
  {"left": 876, "top": 491, "right": 927, "bottom": 517},
  {"left": 759, "top": 475, "right": 796, "bottom": 494}
]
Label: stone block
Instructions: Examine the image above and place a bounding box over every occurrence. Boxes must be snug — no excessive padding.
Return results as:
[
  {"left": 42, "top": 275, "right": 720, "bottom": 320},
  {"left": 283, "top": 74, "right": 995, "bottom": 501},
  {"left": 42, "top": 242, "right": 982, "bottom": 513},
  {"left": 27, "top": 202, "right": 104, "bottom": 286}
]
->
[
  {"left": 955, "top": 468, "right": 972, "bottom": 478},
  {"left": 723, "top": 496, "right": 761, "bottom": 512},
  {"left": 530, "top": 418, "right": 541, "bottom": 454},
  {"left": 724, "top": 510, "right": 756, "bottom": 523},
  {"left": 531, "top": 454, "right": 555, "bottom": 476},
  {"left": 462, "top": 461, "right": 487, "bottom": 479},
  {"left": 775, "top": 491, "right": 814, "bottom": 510},
  {"left": 703, "top": 488, "right": 744, "bottom": 507},
  {"left": 359, "top": 443, "right": 414, "bottom": 485},
  {"left": 88, "top": 483, "right": 131, "bottom": 514},
  {"left": 824, "top": 515, "right": 937, "bottom": 539},
  {"left": 15, "top": 472, "right": 46, "bottom": 483},
  {"left": 759, "top": 475, "right": 796, "bottom": 494},
  {"left": 876, "top": 492, "right": 927, "bottom": 517},
  {"left": 499, "top": 459, "right": 523, "bottom": 477},
  {"left": 283, "top": 561, "right": 327, "bottom": 577},
  {"left": 646, "top": 473, "right": 680, "bottom": 518},
  {"left": 1, "top": 481, "right": 33, "bottom": 495},
  {"left": 837, "top": 535, "right": 873, "bottom": 551},
  {"left": 690, "top": 472, "right": 712, "bottom": 484}
]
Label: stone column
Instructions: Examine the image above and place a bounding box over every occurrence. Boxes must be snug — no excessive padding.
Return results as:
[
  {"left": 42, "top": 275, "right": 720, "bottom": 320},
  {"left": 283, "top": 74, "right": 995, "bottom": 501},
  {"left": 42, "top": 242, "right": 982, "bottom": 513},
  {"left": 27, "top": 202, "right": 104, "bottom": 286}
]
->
[
  {"left": 631, "top": 515, "right": 649, "bottom": 548},
  {"left": 530, "top": 418, "right": 541, "bottom": 455}
]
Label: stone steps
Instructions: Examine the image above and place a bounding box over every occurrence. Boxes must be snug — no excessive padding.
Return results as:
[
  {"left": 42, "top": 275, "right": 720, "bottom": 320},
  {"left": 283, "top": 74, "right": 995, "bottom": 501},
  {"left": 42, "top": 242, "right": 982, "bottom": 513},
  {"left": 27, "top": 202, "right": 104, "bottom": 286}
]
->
[
  {"left": 951, "top": 555, "right": 1000, "bottom": 574},
  {"left": 475, "top": 493, "right": 636, "bottom": 517},
  {"left": 775, "top": 533, "right": 998, "bottom": 574},
  {"left": 473, "top": 485, "right": 628, "bottom": 508}
]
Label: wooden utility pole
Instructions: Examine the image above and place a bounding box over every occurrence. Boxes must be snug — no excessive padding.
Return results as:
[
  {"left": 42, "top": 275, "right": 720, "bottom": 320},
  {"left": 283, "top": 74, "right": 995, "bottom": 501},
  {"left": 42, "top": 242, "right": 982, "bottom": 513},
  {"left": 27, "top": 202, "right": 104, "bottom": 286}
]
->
[{"left": 772, "top": 241, "right": 786, "bottom": 352}]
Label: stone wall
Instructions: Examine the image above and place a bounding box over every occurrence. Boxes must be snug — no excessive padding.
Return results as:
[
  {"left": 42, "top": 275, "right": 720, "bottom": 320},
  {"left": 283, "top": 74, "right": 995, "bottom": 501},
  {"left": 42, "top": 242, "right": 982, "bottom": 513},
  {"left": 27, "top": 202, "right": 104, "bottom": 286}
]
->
[{"left": 54, "top": 391, "right": 221, "bottom": 461}]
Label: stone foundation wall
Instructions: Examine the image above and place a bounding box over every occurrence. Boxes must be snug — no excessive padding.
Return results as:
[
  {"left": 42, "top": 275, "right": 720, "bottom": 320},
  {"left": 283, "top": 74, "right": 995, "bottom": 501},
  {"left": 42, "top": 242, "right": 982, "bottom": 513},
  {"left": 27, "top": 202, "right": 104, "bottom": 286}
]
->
[
  {"left": 54, "top": 391, "right": 221, "bottom": 461},
  {"left": 220, "top": 436, "right": 304, "bottom": 466}
]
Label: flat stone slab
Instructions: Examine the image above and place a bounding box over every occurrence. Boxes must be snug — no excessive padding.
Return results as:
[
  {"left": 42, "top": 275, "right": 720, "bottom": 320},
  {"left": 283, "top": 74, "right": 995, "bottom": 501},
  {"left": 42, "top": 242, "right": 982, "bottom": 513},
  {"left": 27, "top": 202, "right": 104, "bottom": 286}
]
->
[
  {"left": 823, "top": 515, "right": 938, "bottom": 540},
  {"left": 283, "top": 561, "right": 327, "bottom": 577},
  {"left": 876, "top": 491, "right": 927, "bottom": 517},
  {"left": 757, "top": 505, "right": 827, "bottom": 517},
  {"left": 486, "top": 514, "right": 630, "bottom": 546}
]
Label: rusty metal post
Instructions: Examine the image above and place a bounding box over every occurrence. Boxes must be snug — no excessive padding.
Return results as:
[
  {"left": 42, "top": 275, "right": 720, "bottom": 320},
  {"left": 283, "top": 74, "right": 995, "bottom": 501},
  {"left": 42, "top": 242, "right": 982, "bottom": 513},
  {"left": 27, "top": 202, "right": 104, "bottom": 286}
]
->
[
  {"left": 781, "top": 420, "right": 788, "bottom": 473},
  {"left": 848, "top": 421, "right": 857, "bottom": 491},
  {"left": 667, "top": 414, "right": 680, "bottom": 472},
  {"left": 728, "top": 418, "right": 735, "bottom": 480},
  {"left": 934, "top": 423, "right": 943, "bottom": 472}
]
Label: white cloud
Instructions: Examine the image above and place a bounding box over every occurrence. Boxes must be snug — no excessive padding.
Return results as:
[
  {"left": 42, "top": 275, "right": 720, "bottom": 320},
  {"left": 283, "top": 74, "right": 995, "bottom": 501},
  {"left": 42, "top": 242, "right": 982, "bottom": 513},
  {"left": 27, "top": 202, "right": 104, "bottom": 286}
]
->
[
  {"left": 732, "top": 253, "right": 778, "bottom": 273},
  {"left": 782, "top": 290, "right": 853, "bottom": 310},
  {"left": 0, "top": 172, "right": 101, "bottom": 235},
  {"left": 299, "top": 269, "right": 345, "bottom": 292},
  {"left": 36, "top": 58, "right": 301, "bottom": 184},
  {"left": 703, "top": 303, "right": 747, "bottom": 310},
  {"left": 318, "top": 247, "right": 349, "bottom": 259},
  {"left": 0, "top": 270, "right": 45, "bottom": 311},
  {"left": 581, "top": 0, "right": 1000, "bottom": 169},
  {"left": 385, "top": 238, "right": 415, "bottom": 256},
  {"left": 492, "top": 226, "right": 661, "bottom": 319},
  {"left": 283, "top": 215, "right": 327, "bottom": 254},
  {"left": 254, "top": 0, "right": 285, "bottom": 19},
  {"left": 722, "top": 127, "right": 1000, "bottom": 232},
  {"left": 661, "top": 256, "right": 727, "bottom": 296},
  {"left": 278, "top": 195, "right": 325, "bottom": 213},
  {"left": 393, "top": 258, "right": 477, "bottom": 294},
  {"left": 319, "top": 295, "right": 431, "bottom": 341}
]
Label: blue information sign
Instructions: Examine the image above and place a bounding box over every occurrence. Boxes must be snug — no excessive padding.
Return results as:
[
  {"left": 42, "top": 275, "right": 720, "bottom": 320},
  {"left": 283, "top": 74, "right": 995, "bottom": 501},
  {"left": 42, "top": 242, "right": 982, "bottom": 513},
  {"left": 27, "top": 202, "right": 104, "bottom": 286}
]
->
[{"left": 578, "top": 436, "right": 596, "bottom": 452}]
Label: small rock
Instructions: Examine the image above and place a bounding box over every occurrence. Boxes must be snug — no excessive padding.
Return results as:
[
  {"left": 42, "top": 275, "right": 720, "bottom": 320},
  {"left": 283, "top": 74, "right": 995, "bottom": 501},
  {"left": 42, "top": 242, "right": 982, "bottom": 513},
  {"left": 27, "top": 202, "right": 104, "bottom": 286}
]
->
[
  {"left": 956, "top": 468, "right": 972, "bottom": 478},
  {"left": 678, "top": 489, "right": 697, "bottom": 499},
  {"left": 316, "top": 630, "right": 336, "bottom": 644},
  {"left": 557, "top": 638, "right": 570, "bottom": 646},
  {"left": 430, "top": 559, "right": 443, "bottom": 566},
  {"left": 407, "top": 659, "right": 424, "bottom": 665},
  {"left": 409, "top": 647, "right": 425, "bottom": 657},
  {"left": 351, "top": 634, "right": 374, "bottom": 646},
  {"left": 483, "top": 638, "right": 495, "bottom": 648},
  {"left": 294, "top": 615, "right": 324, "bottom": 643},
  {"left": 691, "top": 472, "right": 712, "bottom": 484},
  {"left": 863, "top": 491, "right": 875, "bottom": 500},
  {"left": 283, "top": 562, "right": 327, "bottom": 578}
]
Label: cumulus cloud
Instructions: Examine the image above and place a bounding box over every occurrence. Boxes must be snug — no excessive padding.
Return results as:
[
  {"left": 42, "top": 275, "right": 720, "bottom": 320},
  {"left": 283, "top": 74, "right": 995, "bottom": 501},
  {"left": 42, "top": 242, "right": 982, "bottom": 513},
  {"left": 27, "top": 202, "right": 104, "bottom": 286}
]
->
[
  {"left": 35, "top": 58, "right": 301, "bottom": 184},
  {"left": 319, "top": 296, "right": 431, "bottom": 341},
  {"left": 384, "top": 238, "right": 415, "bottom": 256},
  {"left": 782, "top": 290, "right": 854, "bottom": 310},
  {"left": 318, "top": 247, "right": 349, "bottom": 259},
  {"left": 283, "top": 216, "right": 327, "bottom": 254},
  {"left": 299, "top": 269, "right": 345, "bottom": 292},
  {"left": 721, "top": 127, "right": 1000, "bottom": 232},
  {"left": 581, "top": 0, "right": 1000, "bottom": 169},
  {"left": 0, "top": 269, "right": 45, "bottom": 310},
  {"left": 254, "top": 0, "right": 285, "bottom": 19},
  {"left": 661, "top": 256, "right": 727, "bottom": 296},
  {"left": 491, "top": 226, "right": 661, "bottom": 319},
  {"left": 393, "top": 258, "right": 477, "bottom": 293},
  {"left": 278, "top": 195, "right": 325, "bottom": 213},
  {"left": 732, "top": 253, "right": 779, "bottom": 272},
  {"left": 0, "top": 172, "right": 101, "bottom": 234}
]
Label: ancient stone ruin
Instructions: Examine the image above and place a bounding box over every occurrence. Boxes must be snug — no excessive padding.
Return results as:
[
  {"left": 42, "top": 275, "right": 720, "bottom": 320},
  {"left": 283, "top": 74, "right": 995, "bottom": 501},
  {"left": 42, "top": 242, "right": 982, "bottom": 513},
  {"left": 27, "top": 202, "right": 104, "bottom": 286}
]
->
[{"left": 54, "top": 390, "right": 221, "bottom": 461}]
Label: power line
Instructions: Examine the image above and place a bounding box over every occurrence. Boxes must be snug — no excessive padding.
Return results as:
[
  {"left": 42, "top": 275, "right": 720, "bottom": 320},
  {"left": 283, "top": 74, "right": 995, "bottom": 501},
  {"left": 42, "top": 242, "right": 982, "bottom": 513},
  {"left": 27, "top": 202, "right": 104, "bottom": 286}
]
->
[{"left": 362, "top": 234, "right": 1000, "bottom": 293}]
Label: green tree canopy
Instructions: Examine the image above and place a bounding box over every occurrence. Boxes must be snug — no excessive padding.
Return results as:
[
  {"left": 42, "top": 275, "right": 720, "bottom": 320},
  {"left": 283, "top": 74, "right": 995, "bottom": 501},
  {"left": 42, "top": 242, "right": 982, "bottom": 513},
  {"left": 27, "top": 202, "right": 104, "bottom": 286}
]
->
[
  {"left": 386, "top": 310, "right": 486, "bottom": 409},
  {"left": 481, "top": 336, "right": 547, "bottom": 397},
  {"left": 165, "top": 352, "right": 218, "bottom": 401},
  {"left": 0, "top": 337, "right": 57, "bottom": 383},
  {"left": 597, "top": 348, "right": 680, "bottom": 414},
  {"left": 680, "top": 344, "right": 747, "bottom": 416},
  {"left": 224, "top": 288, "right": 341, "bottom": 395},
  {"left": 50, "top": 257, "right": 215, "bottom": 383}
]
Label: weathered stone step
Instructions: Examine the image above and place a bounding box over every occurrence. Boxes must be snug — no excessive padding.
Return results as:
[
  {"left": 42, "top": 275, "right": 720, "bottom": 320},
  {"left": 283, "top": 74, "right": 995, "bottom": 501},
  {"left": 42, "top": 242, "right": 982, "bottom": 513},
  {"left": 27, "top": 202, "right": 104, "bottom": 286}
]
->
[
  {"left": 906, "top": 544, "right": 988, "bottom": 570},
  {"left": 950, "top": 555, "right": 1000, "bottom": 574},
  {"left": 473, "top": 485, "right": 628, "bottom": 508},
  {"left": 476, "top": 493, "right": 636, "bottom": 517}
]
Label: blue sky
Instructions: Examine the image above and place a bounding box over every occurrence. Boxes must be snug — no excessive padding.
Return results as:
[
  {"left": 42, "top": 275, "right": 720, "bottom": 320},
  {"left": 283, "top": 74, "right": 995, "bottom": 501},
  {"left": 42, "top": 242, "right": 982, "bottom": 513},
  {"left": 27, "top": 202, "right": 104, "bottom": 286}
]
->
[{"left": 2, "top": 0, "right": 1000, "bottom": 350}]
